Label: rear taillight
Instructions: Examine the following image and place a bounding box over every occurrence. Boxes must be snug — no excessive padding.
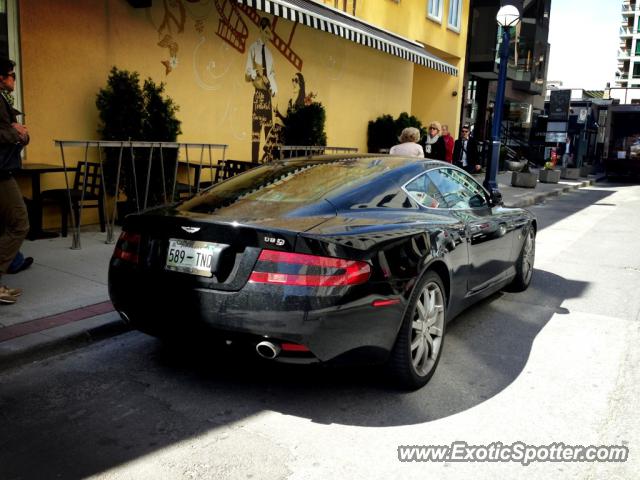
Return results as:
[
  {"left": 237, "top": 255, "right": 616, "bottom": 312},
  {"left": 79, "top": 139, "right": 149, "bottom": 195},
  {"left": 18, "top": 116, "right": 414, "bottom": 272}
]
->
[
  {"left": 249, "top": 250, "right": 371, "bottom": 286},
  {"left": 113, "top": 231, "right": 141, "bottom": 264}
]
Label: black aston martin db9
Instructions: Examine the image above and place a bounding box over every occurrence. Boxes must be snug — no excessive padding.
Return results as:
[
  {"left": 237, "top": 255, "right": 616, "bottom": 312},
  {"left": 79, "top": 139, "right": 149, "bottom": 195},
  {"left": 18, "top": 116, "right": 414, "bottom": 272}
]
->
[{"left": 109, "top": 155, "right": 536, "bottom": 389}]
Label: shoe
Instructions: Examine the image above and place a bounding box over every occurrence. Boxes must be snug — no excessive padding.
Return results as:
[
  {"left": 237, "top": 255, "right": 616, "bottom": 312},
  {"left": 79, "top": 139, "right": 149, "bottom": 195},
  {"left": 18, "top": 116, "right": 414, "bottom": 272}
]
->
[
  {"left": 0, "top": 285, "right": 21, "bottom": 297},
  {"left": 7, "top": 256, "right": 33, "bottom": 274},
  {"left": 0, "top": 287, "right": 18, "bottom": 305}
]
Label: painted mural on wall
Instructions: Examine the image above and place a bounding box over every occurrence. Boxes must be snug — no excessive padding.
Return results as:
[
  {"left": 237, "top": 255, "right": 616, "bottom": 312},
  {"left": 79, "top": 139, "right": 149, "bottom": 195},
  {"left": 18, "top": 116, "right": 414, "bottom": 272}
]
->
[
  {"left": 145, "top": 0, "right": 324, "bottom": 163},
  {"left": 245, "top": 16, "right": 277, "bottom": 162}
]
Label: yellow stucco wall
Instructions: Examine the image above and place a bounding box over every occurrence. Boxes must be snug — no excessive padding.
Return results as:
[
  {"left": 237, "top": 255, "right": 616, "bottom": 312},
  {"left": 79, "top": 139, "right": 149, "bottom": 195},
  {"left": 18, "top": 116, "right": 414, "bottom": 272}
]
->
[
  {"left": 17, "top": 0, "right": 465, "bottom": 227},
  {"left": 19, "top": 0, "right": 421, "bottom": 167},
  {"left": 356, "top": 0, "right": 469, "bottom": 61},
  {"left": 411, "top": 58, "right": 464, "bottom": 135}
]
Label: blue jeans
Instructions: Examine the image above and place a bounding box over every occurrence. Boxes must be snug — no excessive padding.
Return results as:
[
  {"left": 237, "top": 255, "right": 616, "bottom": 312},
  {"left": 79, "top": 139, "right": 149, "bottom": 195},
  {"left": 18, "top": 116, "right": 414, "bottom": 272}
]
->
[{"left": 9, "top": 251, "right": 24, "bottom": 272}]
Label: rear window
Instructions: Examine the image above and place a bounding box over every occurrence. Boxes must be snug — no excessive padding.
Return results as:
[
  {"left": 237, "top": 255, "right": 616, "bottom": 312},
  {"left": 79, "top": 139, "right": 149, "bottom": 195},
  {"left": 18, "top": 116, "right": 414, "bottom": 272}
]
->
[{"left": 179, "top": 158, "right": 398, "bottom": 213}]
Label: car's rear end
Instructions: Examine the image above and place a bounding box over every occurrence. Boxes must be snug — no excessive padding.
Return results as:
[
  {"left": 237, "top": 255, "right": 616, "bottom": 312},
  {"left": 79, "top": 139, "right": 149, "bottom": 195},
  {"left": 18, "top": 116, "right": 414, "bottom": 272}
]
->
[{"left": 108, "top": 157, "right": 414, "bottom": 364}]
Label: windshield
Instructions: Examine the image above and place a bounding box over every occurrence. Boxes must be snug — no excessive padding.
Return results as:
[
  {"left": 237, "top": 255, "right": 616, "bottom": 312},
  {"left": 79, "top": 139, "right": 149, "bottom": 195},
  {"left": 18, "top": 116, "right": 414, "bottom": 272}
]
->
[{"left": 179, "top": 158, "right": 399, "bottom": 214}]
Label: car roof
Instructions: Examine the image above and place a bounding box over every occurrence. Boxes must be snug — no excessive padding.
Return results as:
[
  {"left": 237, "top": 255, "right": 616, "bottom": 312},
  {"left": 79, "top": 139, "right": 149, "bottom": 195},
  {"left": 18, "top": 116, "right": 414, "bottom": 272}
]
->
[{"left": 276, "top": 153, "right": 447, "bottom": 170}]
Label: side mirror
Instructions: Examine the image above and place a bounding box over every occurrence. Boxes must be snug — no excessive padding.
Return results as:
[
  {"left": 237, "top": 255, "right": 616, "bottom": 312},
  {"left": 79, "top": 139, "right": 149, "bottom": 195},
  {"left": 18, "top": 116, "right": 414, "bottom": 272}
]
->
[{"left": 488, "top": 188, "right": 503, "bottom": 207}]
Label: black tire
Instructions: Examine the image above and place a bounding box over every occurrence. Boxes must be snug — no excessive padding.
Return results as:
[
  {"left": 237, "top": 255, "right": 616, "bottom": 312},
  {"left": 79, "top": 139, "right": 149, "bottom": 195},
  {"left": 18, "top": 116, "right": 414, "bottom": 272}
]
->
[
  {"left": 509, "top": 225, "right": 535, "bottom": 292},
  {"left": 387, "top": 270, "right": 447, "bottom": 390}
]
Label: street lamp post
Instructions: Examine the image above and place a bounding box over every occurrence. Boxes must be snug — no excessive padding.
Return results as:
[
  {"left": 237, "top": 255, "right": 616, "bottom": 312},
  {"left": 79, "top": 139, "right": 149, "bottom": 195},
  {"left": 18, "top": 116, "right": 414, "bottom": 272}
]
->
[{"left": 483, "top": 5, "right": 521, "bottom": 196}]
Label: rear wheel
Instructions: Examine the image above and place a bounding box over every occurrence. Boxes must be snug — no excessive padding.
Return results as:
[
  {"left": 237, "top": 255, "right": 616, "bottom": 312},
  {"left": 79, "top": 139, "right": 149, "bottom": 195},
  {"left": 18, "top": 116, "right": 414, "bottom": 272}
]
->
[
  {"left": 509, "top": 226, "right": 535, "bottom": 292},
  {"left": 387, "top": 271, "right": 446, "bottom": 390}
]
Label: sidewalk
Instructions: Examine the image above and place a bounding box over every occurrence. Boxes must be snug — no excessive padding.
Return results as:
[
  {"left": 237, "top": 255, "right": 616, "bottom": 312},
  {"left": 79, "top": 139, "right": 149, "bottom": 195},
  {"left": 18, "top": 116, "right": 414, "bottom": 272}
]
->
[{"left": 0, "top": 171, "right": 601, "bottom": 370}]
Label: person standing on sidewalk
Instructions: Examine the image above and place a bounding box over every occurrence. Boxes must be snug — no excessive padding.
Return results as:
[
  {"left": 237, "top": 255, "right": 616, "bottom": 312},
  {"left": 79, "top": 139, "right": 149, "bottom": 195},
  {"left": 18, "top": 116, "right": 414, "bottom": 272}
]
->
[
  {"left": 453, "top": 124, "right": 480, "bottom": 174},
  {"left": 389, "top": 127, "right": 424, "bottom": 157},
  {"left": 423, "top": 121, "right": 446, "bottom": 161},
  {"left": 441, "top": 124, "right": 454, "bottom": 163},
  {"left": 557, "top": 135, "right": 575, "bottom": 167},
  {"left": 0, "top": 58, "right": 29, "bottom": 305}
]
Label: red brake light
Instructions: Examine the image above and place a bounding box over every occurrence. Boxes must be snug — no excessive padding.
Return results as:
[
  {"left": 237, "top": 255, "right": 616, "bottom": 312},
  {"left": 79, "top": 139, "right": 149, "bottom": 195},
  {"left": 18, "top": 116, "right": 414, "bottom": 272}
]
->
[
  {"left": 281, "top": 342, "right": 310, "bottom": 352},
  {"left": 249, "top": 250, "right": 371, "bottom": 286},
  {"left": 113, "top": 231, "right": 141, "bottom": 264}
]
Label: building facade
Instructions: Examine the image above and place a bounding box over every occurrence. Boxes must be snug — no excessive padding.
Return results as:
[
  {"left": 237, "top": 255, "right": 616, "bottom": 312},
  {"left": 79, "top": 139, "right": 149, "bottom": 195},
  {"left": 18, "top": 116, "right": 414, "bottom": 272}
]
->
[
  {"left": 3, "top": 0, "right": 468, "bottom": 169},
  {"left": 461, "top": 0, "right": 551, "bottom": 163},
  {"left": 616, "top": 0, "right": 640, "bottom": 87}
]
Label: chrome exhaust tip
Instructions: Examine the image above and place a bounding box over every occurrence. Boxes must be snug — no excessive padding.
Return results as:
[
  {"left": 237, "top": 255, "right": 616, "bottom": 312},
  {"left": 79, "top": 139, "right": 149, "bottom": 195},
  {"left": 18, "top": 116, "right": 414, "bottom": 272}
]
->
[
  {"left": 118, "top": 310, "right": 131, "bottom": 323},
  {"left": 256, "top": 341, "right": 281, "bottom": 360}
]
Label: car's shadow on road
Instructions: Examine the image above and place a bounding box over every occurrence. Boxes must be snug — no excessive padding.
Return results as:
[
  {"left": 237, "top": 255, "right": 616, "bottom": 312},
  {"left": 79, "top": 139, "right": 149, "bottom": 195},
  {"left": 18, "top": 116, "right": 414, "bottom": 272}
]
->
[
  {"left": 144, "top": 268, "right": 587, "bottom": 428},
  {"left": 0, "top": 280, "right": 589, "bottom": 478}
]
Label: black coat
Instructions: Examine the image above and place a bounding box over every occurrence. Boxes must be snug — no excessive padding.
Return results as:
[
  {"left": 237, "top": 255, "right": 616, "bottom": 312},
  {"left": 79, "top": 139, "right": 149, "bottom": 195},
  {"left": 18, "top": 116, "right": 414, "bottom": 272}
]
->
[
  {"left": 423, "top": 136, "right": 446, "bottom": 161},
  {"left": 453, "top": 137, "right": 479, "bottom": 172},
  {"left": 0, "top": 95, "right": 23, "bottom": 171},
  {"left": 557, "top": 140, "right": 575, "bottom": 157}
]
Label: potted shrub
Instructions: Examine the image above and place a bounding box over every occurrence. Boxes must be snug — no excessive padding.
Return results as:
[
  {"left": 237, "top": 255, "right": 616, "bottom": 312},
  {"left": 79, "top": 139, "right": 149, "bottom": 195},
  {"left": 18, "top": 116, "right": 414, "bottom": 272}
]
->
[
  {"left": 539, "top": 161, "right": 560, "bottom": 183},
  {"left": 282, "top": 93, "right": 327, "bottom": 148},
  {"left": 505, "top": 159, "right": 527, "bottom": 172},
  {"left": 511, "top": 159, "right": 537, "bottom": 188},
  {"left": 96, "top": 67, "right": 181, "bottom": 217},
  {"left": 366, "top": 112, "right": 427, "bottom": 153},
  {"left": 580, "top": 163, "right": 594, "bottom": 177},
  {"left": 561, "top": 167, "right": 580, "bottom": 179}
]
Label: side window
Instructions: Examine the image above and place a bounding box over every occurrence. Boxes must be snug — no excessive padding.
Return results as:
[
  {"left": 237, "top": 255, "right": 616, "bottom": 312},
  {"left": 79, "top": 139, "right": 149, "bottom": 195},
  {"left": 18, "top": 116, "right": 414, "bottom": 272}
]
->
[
  {"left": 403, "top": 172, "right": 444, "bottom": 208},
  {"left": 426, "top": 168, "right": 488, "bottom": 209}
]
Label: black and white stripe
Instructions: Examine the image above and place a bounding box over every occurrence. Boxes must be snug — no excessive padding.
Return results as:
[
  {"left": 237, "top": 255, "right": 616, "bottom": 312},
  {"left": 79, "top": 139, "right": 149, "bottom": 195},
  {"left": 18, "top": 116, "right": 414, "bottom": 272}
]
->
[{"left": 236, "top": 0, "right": 458, "bottom": 76}]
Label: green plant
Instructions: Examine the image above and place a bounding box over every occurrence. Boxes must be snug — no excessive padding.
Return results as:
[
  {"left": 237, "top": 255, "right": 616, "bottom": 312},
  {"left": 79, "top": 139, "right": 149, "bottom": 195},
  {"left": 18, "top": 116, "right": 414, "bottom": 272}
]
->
[
  {"left": 96, "top": 67, "right": 182, "bottom": 209},
  {"left": 395, "top": 112, "right": 428, "bottom": 141},
  {"left": 367, "top": 112, "right": 426, "bottom": 153},
  {"left": 367, "top": 114, "right": 395, "bottom": 153},
  {"left": 543, "top": 161, "right": 555, "bottom": 170},
  {"left": 282, "top": 96, "right": 327, "bottom": 147}
]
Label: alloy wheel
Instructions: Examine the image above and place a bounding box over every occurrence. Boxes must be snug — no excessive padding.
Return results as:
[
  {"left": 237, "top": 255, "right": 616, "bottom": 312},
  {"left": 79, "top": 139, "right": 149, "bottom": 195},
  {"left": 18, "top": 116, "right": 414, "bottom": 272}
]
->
[
  {"left": 410, "top": 281, "right": 445, "bottom": 377},
  {"left": 522, "top": 229, "right": 535, "bottom": 285}
]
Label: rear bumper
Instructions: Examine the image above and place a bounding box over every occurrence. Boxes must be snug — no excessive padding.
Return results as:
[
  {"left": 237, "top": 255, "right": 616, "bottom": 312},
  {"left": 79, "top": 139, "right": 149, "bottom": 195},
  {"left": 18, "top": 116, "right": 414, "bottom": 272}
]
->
[{"left": 109, "top": 265, "right": 405, "bottom": 363}]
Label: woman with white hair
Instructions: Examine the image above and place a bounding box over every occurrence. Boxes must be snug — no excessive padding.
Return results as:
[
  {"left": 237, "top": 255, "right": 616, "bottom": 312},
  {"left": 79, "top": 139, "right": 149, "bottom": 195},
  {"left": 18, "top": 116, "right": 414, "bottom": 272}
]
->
[
  {"left": 423, "top": 121, "right": 446, "bottom": 161},
  {"left": 389, "top": 127, "right": 424, "bottom": 157}
]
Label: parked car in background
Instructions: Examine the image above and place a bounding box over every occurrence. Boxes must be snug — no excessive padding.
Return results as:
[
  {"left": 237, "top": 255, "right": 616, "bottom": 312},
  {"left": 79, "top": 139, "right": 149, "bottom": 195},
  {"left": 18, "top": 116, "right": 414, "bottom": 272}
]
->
[{"left": 109, "top": 155, "right": 536, "bottom": 390}]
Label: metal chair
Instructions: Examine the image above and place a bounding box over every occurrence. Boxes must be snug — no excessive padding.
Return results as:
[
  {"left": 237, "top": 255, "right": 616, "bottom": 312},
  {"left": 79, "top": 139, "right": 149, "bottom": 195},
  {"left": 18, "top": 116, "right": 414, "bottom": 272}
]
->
[
  {"left": 40, "top": 161, "right": 105, "bottom": 237},
  {"left": 213, "top": 159, "right": 260, "bottom": 183}
]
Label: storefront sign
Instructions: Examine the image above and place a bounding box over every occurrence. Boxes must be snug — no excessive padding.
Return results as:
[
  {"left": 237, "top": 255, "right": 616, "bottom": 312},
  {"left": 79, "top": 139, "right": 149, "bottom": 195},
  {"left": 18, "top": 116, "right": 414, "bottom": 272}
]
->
[{"left": 549, "top": 90, "right": 571, "bottom": 121}]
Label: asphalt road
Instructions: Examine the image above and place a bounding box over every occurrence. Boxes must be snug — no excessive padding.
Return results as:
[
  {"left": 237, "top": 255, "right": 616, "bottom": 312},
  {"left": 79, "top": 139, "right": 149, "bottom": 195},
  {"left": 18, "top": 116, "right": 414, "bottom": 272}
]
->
[{"left": 1, "top": 182, "right": 639, "bottom": 480}]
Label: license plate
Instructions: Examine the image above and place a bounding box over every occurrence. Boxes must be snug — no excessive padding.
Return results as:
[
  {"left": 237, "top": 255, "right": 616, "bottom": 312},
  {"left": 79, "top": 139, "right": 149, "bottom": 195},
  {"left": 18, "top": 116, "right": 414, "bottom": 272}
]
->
[{"left": 165, "top": 239, "right": 223, "bottom": 277}]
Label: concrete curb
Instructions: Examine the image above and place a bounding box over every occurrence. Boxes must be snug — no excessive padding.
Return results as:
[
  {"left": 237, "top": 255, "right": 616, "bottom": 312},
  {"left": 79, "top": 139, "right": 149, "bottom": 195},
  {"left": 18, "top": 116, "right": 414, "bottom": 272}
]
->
[
  {"left": 0, "top": 312, "right": 131, "bottom": 372},
  {"left": 504, "top": 178, "right": 597, "bottom": 208}
]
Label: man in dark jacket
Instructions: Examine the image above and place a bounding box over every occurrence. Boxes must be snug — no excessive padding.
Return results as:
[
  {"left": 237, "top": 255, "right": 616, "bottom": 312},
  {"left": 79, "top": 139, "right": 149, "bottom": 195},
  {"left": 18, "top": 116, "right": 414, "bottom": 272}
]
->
[
  {"left": 453, "top": 124, "right": 480, "bottom": 173},
  {"left": 0, "top": 58, "right": 30, "bottom": 305},
  {"left": 557, "top": 135, "right": 575, "bottom": 167}
]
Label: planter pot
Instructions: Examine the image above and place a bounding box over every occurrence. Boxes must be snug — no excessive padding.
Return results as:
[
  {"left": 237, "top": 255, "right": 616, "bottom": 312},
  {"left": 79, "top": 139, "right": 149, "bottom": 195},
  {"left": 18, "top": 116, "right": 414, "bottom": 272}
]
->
[
  {"left": 511, "top": 171, "right": 538, "bottom": 188},
  {"left": 539, "top": 169, "right": 560, "bottom": 183},
  {"left": 506, "top": 160, "right": 527, "bottom": 172},
  {"left": 561, "top": 167, "right": 580, "bottom": 180},
  {"left": 580, "top": 165, "right": 594, "bottom": 177}
]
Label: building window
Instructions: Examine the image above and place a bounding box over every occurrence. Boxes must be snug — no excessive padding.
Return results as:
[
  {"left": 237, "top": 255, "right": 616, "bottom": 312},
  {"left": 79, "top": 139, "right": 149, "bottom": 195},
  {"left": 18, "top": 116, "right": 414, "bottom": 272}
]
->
[
  {"left": 636, "top": 41, "right": 640, "bottom": 56},
  {"left": 448, "top": 0, "right": 463, "bottom": 32},
  {"left": 427, "top": 0, "right": 443, "bottom": 23},
  {"left": 633, "top": 63, "right": 640, "bottom": 78}
]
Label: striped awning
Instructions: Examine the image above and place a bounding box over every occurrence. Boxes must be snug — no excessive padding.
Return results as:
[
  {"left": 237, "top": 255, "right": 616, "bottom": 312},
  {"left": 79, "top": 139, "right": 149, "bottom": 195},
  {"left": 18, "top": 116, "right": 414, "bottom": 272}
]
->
[{"left": 235, "top": 0, "right": 458, "bottom": 76}]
